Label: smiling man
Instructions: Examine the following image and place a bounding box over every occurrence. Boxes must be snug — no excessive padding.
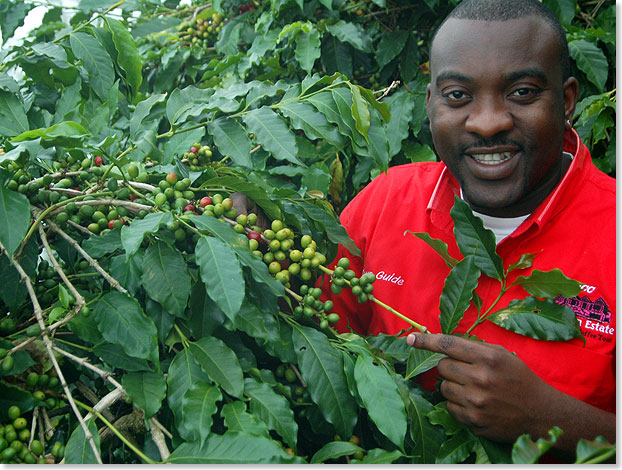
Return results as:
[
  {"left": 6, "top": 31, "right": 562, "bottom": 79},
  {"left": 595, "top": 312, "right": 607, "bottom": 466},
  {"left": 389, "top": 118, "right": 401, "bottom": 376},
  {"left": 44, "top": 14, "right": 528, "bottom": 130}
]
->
[{"left": 321, "top": 0, "right": 615, "bottom": 459}]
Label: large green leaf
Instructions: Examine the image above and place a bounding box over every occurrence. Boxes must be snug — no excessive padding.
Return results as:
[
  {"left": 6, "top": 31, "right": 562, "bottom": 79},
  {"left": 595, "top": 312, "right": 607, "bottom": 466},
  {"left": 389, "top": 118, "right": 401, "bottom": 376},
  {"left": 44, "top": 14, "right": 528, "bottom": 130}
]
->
[
  {"left": 242, "top": 107, "right": 302, "bottom": 165},
  {"left": 93, "top": 343, "right": 151, "bottom": 372},
  {"left": 120, "top": 212, "right": 172, "bottom": 258},
  {"left": 349, "top": 83, "right": 370, "bottom": 141},
  {"left": 436, "top": 428, "right": 478, "bottom": 464},
  {"left": 375, "top": 30, "right": 409, "bottom": 69},
  {"left": 451, "top": 197, "right": 503, "bottom": 280},
  {"left": 141, "top": 241, "right": 191, "bottom": 318},
  {"left": 167, "top": 348, "right": 213, "bottom": 438},
  {"left": 92, "top": 291, "right": 159, "bottom": 365},
  {"left": 121, "top": 371, "right": 167, "bottom": 419},
  {"left": 511, "top": 427, "right": 562, "bottom": 464},
  {"left": 310, "top": 441, "right": 362, "bottom": 464},
  {"left": 190, "top": 215, "right": 285, "bottom": 297},
  {"left": 407, "top": 231, "right": 457, "bottom": 268},
  {"left": 244, "top": 379, "right": 298, "bottom": 450},
  {"left": 439, "top": 256, "right": 481, "bottom": 334},
  {"left": 383, "top": 89, "right": 415, "bottom": 157},
  {"left": 291, "top": 325, "right": 358, "bottom": 438},
  {"left": 195, "top": 236, "right": 244, "bottom": 322},
  {"left": 405, "top": 349, "right": 443, "bottom": 380},
  {"left": 181, "top": 381, "right": 222, "bottom": 442},
  {"left": 129, "top": 93, "right": 166, "bottom": 139},
  {"left": 189, "top": 336, "right": 244, "bottom": 398},
  {"left": 82, "top": 228, "right": 121, "bottom": 258},
  {"left": 64, "top": 418, "right": 101, "bottom": 464},
  {"left": 109, "top": 253, "right": 142, "bottom": 296},
  {"left": 208, "top": 117, "right": 252, "bottom": 168},
  {"left": 512, "top": 269, "right": 581, "bottom": 299},
  {"left": 69, "top": 32, "right": 114, "bottom": 101},
  {"left": 354, "top": 353, "right": 406, "bottom": 450},
  {"left": 104, "top": 17, "right": 143, "bottom": 97},
  {"left": 325, "top": 20, "right": 372, "bottom": 52},
  {"left": 569, "top": 39, "right": 608, "bottom": 92},
  {"left": 408, "top": 394, "right": 445, "bottom": 464},
  {"left": 542, "top": 0, "right": 576, "bottom": 26},
  {"left": 166, "top": 432, "right": 303, "bottom": 464},
  {"left": 0, "top": 185, "right": 30, "bottom": 256},
  {"left": 0, "top": 91, "right": 29, "bottom": 136},
  {"left": 279, "top": 101, "right": 345, "bottom": 149},
  {"left": 294, "top": 29, "right": 321, "bottom": 73},
  {"left": 12, "top": 121, "right": 89, "bottom": 147},
  {"left": 221, "top": 401, "right": 270, "bottom": 438},
  {"left": 488, "top": 297, "right": 583, "bottom": 341},
  {"left": 361, "top": 449, "right": 404, "bottom": 464}
]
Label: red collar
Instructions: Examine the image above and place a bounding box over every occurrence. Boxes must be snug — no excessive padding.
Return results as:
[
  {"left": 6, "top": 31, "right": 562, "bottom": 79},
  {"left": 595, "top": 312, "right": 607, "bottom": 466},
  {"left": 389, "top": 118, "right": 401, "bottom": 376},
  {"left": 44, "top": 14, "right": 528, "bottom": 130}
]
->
[{"left": 427, "top": 129, "right": 591, "bottom": 234}]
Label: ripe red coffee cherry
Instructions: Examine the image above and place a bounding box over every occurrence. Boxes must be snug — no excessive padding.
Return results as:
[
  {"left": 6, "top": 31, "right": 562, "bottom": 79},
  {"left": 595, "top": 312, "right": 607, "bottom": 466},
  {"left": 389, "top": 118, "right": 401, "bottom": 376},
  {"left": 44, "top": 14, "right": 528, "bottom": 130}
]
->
[
  {"left": 199, "top": 196, "right": 213, "bottom": 207},
  {"left": 94, "top": 156, "right": 104, "bottom": 166},
  {"left": 247, "top": 231, "right": 261, "bottom": 241},
  {"left": 166, "top": 173, "right": 178, "bottom": 185}
]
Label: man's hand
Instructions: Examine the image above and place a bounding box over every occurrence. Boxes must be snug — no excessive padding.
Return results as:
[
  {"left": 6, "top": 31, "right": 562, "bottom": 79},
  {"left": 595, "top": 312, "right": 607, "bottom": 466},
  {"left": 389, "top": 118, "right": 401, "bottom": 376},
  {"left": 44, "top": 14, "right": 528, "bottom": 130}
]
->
[
  {"left": 230, "top": 192, "right": 269, "bottom": 230},
  {"left": 407, "top": 332, "right": 552, "bottom": 442},
  {"left": 406, "top": 333, "right": 615, "bottom": 455}
]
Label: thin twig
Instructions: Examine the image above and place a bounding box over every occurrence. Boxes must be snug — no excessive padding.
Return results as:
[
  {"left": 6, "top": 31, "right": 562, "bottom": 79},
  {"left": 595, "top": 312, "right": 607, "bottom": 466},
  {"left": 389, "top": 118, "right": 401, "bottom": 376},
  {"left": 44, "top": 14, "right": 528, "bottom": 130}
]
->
[
  {"left": 41, "top": 407, "right": 55, "bottom": 440},
  {"left": 0, "top": 241, "right": 103, "bottom": 464},
  {"left": 250, "top": 144, "right": 262, "bottom": 154},
  {"left": 52, "top": 346, "right": 123, "bottom": 391},
  {"left": 148, "top": 417, "right": 171, "bottom": 461}
]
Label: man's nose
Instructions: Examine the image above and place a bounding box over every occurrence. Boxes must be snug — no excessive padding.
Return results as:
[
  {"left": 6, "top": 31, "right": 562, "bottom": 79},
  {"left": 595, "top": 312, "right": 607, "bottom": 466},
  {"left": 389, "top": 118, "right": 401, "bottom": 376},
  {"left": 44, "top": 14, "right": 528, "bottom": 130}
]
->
[{"left": 464, "top": 97, "right": 514, "bottom": 137}]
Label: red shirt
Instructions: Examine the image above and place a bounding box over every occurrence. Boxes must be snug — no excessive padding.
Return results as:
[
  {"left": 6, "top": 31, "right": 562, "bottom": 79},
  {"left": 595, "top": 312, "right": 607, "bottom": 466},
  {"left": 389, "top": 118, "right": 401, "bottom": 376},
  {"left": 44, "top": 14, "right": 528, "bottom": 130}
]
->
[{"left": 321, "top": 129, "right": 615, "bottom": 413}]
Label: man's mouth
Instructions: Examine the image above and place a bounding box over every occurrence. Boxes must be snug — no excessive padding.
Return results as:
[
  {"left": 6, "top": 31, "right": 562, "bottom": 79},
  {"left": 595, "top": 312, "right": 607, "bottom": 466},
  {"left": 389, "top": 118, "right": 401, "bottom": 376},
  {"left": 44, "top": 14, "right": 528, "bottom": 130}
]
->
[{"left": 468, "top": 151, "right": 515, "bottom": 165}]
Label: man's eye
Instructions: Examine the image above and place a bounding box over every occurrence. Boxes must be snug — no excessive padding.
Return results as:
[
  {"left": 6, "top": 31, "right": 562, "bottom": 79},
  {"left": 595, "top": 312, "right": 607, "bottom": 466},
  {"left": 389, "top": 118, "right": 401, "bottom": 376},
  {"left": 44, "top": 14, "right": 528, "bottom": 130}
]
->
[
  {"left": 510, "top": 88, "right": 538, "bottom": 98},
  {"left": 445, "top": 90, "right": 466, "bottom": 101}
]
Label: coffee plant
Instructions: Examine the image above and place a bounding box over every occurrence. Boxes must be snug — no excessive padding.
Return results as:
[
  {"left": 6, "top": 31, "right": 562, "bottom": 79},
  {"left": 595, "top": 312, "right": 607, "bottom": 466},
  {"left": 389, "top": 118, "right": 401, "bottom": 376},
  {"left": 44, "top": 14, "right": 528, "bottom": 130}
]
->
[{"left": 0, "top": 0, "right": 615, "bottom": 464}]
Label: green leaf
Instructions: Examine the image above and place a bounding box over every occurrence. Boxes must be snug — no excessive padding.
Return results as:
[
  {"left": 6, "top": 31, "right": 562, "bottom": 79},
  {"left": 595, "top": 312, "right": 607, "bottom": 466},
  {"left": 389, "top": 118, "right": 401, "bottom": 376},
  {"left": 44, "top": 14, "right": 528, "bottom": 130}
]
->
[
  {"left": 121, "top": 371, "right": 166, "bottom": 419},
  {"left": 513, "top": 269, "right": 581, "bottom": 299},
  {"left": 295, "top": 29, "right": 321, "bottom": 73},
  {"left": 568, "top": 39, "right": 608, "bottom": 92},
  {"left": 488, "top": 297, "right": 583, "bottom": 341},
  {"left": 436, "top": 427, "right": 478, "bottom": 464},
  {"left": 383, "top": 89, "right": 414, "bottom": 156},
  {"left": 0, "top": 91, "right": 29, "bottom": 136},
  {"left": 141, "top": 241, "right": 191, "bottom": 318},
  {"left": 325, "top": 20, "right": 372, "bottom": 52},
  {"left": 167, "top": 348, "right": 213, "bottom": 438},
  {"left": 109, "top": 254, "right": 142, "bottom": 296},
  {"left": 354, "top": 353, "right": 406, "bottom": 449},
  {"left": 575, "top": 436, "right": 615, "bottom": 464},
  {"left": 166, "top": 432, "right": 303, "bottom": 464},
  {"left": 104, "top": 17, "right": 143, "bottom": 97},
  {"left": 64, "top": 418, "right": 100, "bottom": 464},
  {"left": 189, "top": 336, "right": 244, "bottom": 398},
  {"left": 361, "top": 448, "right": 404, "bottom": 464},
  {"left": 375, "top": 30, "right": 409, "bottom": 69},
  {"left": 129, "top": 93, "right": 166, "bottom": 139},
  {"left": 242, "top": 107, "right": 302, "bottom": 165},
  {"left": 195, "top": 236, "right": 244, "bottom": 322},
  {"left": 291, "top": 325, "right": 358, "bottom": 439},
  {"left": 69, "top": 32, "right": 114, "bottom": 101},
  {"left": 190, "top": 216, "right": 284, "bottom": 297},
  {"left": 82, "top": 229, "right": 121, "bottom": 258},
  {"left": 0, "top": 349, "right": 34, "bottom": 378},
  {"left": 366, "top": 333, "right": 412, "bottom": 362},
  {"left": 439, "top": 256, "right": 481, "bottom": 334},
  {"left": 408, "top": 394, "right": 445, "bottom": 464},
  {"left": 93, "top": 343, "right": 151, "bottom": 372},
  {"left": 0, "top": 185, "right": 30, "bottom": 256},
  {"left": 507, "top": 253, "right": 535, "bottom": 272},
  {"left": 405, "top": 349, "right": 443, "bottom": 380},
  {"left": 451, "top": 197, "right": 503, "bottom": 280},
  {"left": 511, "top": 427, "right": 562, "bottom": 464},
  {"left": 279, "top": 102, "right": 345, "bottom": 149},
  {"left": 208, "top": 117, "right": 252, "bottom": 168},
  {"left": 120, "top": 212, "right": 172, "bottom": 258},
  {"left": 349, "top": 83, "right": 370, "bottom": 141},
  {"left": 12, "top": 121, "right": 89, "bottom": 147},
  {"left": 222, "top": 401, "right": 270, "bottom": 438},
  {"left": 181, "top": 381, "right": 222, "bottom": 442},
  {"left": 542, "top": 0, "right": 576, "bottom": 26},
  {"left": 407, "top": 231, "right": 457, "bottom": 268},
  {"left": 310, "top": 441, "right": 362, "bottom": 464},
  {"left": 92, "top": 291, "right": 159, "bottom": 365},
  {"left": 244, "top": 379, "right": 298, "bottom": 450}
]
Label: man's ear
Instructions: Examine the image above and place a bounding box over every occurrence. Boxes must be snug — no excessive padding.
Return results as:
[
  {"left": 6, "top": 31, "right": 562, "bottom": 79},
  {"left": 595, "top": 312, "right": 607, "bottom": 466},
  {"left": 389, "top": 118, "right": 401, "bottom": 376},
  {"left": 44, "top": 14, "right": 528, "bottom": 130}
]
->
[
  {"left": 563, "top": 77, "right": 579, "bottom": 123},
  {"left": 426, "top": 83, "right": 432, "bottom": 117}
]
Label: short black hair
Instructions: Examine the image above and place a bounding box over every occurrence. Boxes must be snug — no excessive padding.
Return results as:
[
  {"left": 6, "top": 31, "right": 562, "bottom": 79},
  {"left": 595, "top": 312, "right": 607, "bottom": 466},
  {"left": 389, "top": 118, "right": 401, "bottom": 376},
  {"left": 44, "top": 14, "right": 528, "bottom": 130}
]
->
[{"left": 430, "top": 0, "right": 571, "bottom": 81}]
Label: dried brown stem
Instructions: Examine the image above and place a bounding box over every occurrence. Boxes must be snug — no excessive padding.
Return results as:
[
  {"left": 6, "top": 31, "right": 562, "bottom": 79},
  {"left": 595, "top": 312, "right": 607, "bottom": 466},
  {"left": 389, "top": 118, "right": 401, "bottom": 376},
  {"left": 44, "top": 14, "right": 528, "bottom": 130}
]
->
[
  {"left": 149, "top": 417, "right": 171, "bottom": 461},
  {"left": 0, "top": 240, "right": 103, "bottom": 464},
  {"left": 41, "top": 407, "right": 55, "bottom": 440}
]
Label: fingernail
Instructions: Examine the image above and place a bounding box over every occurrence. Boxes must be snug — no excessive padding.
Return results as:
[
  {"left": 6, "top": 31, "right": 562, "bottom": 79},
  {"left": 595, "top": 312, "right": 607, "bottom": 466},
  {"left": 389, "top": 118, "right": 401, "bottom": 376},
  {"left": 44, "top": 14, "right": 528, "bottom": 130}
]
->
[{"left": 406, "top": 334, "right": 416, "bottom": 346}]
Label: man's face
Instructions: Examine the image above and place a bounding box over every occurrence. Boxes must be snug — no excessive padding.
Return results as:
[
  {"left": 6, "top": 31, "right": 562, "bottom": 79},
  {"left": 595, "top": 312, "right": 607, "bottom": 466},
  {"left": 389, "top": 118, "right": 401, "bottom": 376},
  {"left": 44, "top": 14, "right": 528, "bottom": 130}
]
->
[{"left": 426, "top": 16, "right": 578, "bottom": 217}]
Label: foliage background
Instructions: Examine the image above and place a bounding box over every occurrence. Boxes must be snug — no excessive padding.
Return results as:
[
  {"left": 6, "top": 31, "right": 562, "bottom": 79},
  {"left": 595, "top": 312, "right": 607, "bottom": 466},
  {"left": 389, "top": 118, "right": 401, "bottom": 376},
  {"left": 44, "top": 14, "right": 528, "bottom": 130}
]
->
[{"left": 0, "top": 0, "right": 615, "bottom": 465}]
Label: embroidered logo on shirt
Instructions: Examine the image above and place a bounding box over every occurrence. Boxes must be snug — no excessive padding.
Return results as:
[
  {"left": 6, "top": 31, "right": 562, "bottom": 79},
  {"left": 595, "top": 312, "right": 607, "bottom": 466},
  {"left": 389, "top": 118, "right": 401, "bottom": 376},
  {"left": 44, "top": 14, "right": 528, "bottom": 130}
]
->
[
  {"left": 554, "top": 294, "right": 614, "bottom": 340},
  {"left": 363, "top": 269, "right": 405, "bottom": 286}
]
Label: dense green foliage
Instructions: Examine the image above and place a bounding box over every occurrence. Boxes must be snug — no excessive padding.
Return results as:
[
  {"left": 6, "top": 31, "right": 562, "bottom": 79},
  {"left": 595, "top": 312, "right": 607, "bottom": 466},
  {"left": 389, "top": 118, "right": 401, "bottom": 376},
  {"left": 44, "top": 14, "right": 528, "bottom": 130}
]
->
[{"left": 0, "top": 0, "right": 615, "bottom": 464}]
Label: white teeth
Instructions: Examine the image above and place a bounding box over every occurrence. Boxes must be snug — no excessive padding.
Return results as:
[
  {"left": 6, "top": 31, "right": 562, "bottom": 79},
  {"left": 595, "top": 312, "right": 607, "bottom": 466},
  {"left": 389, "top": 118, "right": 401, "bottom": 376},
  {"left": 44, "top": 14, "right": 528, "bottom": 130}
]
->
[{"left": 470, "top": 151, "right": 513, "bottom": 165}]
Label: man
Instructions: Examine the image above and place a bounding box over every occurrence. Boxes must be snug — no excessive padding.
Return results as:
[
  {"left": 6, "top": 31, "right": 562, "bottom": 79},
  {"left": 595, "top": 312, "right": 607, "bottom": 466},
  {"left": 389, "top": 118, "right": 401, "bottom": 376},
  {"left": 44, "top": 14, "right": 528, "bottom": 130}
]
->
[{"left": 321, "top": 0, "right": 615, "bottom": 458}]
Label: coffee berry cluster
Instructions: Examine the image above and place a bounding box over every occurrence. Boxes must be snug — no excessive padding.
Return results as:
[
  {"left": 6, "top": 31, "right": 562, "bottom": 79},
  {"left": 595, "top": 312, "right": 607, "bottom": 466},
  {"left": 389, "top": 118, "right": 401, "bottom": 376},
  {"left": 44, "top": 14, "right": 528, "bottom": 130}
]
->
[{"left": 176, "top": 13, "right": 224, "bottom": 48}]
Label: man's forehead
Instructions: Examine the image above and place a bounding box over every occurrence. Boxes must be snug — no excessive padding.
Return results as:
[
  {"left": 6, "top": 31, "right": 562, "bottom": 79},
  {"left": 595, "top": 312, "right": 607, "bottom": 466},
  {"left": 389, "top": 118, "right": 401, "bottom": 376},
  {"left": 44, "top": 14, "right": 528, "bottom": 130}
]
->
[{"left": 430, "top": 16, "right": 560, "bottom": 76}]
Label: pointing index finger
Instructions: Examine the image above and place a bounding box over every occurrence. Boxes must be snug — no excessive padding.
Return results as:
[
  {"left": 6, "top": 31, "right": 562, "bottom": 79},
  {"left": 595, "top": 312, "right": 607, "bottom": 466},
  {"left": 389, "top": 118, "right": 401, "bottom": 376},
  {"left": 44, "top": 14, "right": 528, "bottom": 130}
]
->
[{"left": 407, "top": 333, "right": 479, "bottom": 363}]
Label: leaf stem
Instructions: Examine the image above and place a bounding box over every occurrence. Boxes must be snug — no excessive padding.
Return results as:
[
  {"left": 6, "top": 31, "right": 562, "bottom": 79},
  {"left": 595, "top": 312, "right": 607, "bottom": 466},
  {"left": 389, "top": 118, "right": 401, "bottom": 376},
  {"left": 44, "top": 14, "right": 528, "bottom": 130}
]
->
[{"left": 580, "top": 447, "right": 616, "bottom": 464}]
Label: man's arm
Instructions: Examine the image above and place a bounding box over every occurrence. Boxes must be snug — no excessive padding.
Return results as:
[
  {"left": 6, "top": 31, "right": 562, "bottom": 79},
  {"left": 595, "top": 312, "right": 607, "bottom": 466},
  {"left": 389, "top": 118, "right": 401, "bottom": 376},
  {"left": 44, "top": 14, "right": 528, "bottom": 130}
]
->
[{"left": 406, "top": 333, "right": 615, "bottom": 457}]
